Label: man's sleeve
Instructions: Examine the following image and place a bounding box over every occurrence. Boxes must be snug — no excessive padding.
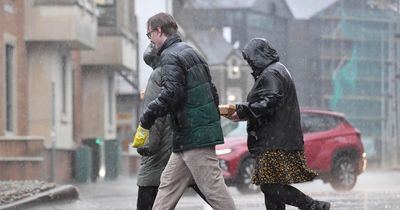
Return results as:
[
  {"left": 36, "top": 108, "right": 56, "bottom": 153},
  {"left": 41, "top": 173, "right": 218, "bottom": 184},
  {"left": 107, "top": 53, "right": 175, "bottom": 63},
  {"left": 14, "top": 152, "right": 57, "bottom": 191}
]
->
[
  {"left": 204, "top": 64, "right": 219, "bottom": 107},
  {"left": 139, "top": 116, "right": 166, "bottom": 156},
  {"left": 140, "top": 53, "right": 186, "bottom": 129},
  {"left": 210, "top": 82, "right": 219, "bottom": 107}
]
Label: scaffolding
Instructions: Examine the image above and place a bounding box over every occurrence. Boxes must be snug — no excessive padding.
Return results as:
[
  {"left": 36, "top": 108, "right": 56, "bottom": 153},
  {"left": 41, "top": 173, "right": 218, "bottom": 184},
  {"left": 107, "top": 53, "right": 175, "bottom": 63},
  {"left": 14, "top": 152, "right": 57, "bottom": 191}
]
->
[{"left": 315, "top": 0, "right": 400, "bottom": 168}]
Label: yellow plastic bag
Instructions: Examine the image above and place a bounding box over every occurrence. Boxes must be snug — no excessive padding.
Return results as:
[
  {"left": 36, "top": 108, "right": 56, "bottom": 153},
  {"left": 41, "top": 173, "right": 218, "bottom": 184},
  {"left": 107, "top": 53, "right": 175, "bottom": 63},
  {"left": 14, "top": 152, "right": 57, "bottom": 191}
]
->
[{"left": 131, "top": 125, "right": 149, "bottom": 148}]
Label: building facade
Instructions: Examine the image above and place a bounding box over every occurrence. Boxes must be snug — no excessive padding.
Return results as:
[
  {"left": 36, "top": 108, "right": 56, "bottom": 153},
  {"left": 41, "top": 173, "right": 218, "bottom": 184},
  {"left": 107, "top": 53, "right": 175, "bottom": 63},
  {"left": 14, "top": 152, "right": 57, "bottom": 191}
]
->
[
  {"left": 81, "top": 0, "right": 138, "bottom": 180},
  {"left": 310, "top": 0, "right": 400, "bottom": 167},
  {"left": 0, "top": 0, "right": 139, "bottom": 182},
  {"left": 0, "top": 0, "right": 37, "bottom": 180},
  {"left": 173, "top": 0, "right": 293, "bottom": 62}
]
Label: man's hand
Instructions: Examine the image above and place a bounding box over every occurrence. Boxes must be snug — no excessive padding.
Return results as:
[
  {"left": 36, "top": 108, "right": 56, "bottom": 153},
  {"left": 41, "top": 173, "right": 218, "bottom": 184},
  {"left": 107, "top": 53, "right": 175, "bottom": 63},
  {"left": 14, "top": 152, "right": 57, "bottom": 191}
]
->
[{"left": 131, "top": 125, "right": 149, "bottom": 148}]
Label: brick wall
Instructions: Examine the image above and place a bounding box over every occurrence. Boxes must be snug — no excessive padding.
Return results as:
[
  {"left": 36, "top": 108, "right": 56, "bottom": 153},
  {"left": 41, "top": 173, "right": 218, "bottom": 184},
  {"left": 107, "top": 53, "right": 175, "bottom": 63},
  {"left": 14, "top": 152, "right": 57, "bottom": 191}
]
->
[
  {"left": 0, "top": 0, "right": 28, "bottom": 136},
  {"left": 0, "top": 138, "right": 45, "bottom": 180},
  {"left": 72, "top": 51, "right": 82, "bottom": 145},
  {"left": 43, "top": 149, "right": 74, "bottom": 183}
]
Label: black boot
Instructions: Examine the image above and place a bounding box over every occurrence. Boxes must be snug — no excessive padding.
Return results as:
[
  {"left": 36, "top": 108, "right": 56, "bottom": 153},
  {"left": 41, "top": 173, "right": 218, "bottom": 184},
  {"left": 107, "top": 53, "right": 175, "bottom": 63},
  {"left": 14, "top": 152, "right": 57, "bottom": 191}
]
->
[{"left": 309, "top": 200, "right": 331, "bottom": 210}]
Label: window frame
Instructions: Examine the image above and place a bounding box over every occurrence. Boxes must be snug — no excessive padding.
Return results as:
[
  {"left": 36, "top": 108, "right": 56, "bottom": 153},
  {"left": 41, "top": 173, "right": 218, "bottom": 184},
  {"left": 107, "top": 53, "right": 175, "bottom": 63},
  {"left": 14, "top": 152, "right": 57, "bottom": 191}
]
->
[
  {"left": 61, "top": 55, "right": 68, "bottom": 115},
  {"left": 4, "top": 43, "right": 15, "bottom": 134},
  {"left": 227, "top": 58, "right": 241, "bottom": 79}
]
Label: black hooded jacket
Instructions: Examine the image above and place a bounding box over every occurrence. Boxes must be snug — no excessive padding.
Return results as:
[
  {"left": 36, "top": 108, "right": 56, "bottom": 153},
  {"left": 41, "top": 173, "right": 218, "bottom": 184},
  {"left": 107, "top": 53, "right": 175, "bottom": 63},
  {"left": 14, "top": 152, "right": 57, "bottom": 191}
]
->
[{"left": 237, "top": 38, "right": 304, "bottom": 155}]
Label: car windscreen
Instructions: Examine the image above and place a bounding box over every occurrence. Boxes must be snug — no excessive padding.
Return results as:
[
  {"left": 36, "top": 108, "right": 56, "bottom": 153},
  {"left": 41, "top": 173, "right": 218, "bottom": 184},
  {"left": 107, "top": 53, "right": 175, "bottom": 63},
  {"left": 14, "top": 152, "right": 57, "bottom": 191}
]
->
[{"left": 223, "top": 121, "right": 247, "bottom": 137}]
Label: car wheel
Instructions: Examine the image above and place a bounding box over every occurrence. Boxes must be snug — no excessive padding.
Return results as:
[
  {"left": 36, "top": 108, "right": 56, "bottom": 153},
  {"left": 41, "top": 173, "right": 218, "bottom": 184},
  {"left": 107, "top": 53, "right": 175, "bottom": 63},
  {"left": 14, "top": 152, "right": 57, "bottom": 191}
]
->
[
  {"left": 237, "top": 158, "right": 260, "bottom": 194},
  {"left": 330, "top": 154, "right": 357, "bottom": 191}
]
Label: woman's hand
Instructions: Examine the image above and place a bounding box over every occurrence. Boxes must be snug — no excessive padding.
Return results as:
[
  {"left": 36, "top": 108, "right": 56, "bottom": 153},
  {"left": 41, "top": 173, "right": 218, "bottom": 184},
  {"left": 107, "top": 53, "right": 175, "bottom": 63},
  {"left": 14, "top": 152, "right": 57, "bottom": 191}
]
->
[{"left": 226, "top": 112, "right": 240, "bottom": 122}]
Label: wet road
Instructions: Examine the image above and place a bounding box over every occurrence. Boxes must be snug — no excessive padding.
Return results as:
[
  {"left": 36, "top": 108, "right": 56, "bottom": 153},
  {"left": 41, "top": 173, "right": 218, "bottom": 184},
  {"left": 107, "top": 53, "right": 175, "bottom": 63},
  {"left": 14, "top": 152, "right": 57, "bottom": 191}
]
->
[
  {"left": 178, "top": 170, "right": 400, "bottom": 210},
  {"left": 22, "top": 170, "right": 400, "bottom": 210}
]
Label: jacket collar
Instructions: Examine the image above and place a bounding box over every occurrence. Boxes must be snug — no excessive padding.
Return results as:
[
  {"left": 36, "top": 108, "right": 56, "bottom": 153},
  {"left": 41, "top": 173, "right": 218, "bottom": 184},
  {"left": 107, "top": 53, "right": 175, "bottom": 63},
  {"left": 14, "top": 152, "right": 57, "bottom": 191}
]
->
[
  {"left": 157, "top": 34, "right": 182, "bottom": 56},
  {"left": 251, "top": 69, "right": 264, "bottom": 80},
  {"left": 251, "top": 60, "right": 278, "bottom": 80}
]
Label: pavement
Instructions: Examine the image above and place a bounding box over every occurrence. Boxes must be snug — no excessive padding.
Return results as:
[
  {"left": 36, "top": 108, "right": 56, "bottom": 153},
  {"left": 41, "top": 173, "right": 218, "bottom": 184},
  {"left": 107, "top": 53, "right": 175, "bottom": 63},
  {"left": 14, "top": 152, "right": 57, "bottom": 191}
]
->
[
  {"left": 18, "top": 176, "right": 211, "bottom": 210},
  {"left": 0, "top": 180, "right": 78, "bottom": 210}
]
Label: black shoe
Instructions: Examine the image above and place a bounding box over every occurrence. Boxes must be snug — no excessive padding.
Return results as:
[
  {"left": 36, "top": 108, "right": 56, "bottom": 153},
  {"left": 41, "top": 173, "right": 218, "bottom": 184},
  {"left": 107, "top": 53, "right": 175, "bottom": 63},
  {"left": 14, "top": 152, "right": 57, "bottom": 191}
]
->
[{"left": 309, "top": 200, "right": 331, "bottom": 210}]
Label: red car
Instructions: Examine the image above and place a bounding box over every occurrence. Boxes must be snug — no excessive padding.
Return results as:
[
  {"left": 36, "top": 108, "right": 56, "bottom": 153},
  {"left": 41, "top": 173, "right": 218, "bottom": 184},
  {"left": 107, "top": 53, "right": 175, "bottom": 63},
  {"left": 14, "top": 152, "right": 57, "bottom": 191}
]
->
[{"left": 216, "top": 109, "right": 367, "bottom": 193}]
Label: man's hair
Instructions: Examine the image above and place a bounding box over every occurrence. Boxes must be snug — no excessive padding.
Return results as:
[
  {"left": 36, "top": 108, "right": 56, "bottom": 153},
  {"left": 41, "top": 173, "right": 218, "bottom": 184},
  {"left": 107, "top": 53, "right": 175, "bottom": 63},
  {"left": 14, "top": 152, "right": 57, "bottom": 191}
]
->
[{"left": 147, "top": 12, "right": 178, "bottom": 36}]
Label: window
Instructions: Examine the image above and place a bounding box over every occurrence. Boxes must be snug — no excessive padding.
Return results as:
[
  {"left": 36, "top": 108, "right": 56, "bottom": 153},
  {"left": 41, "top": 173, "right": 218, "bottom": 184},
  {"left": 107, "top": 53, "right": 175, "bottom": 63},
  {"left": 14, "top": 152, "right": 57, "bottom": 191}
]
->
[
  {"left": 225, "top": 11, "right": 244, "bottom": 26},
  {"left": 95, "top": 0, "right": 114, "bottom": 5},
  {"left": 96, "top": 0, "right": 116, "bottom": 26},
  {"left": 227, "top": 59, "right": 241, "bottom": 79},
  {"left": 5, "top": 44, "right": 14, "bottom": 132},
  {"left": 301, "top": 113, "right": 340, "bottom": 133},
  {"left": 61, "top": 56, "right": 67, "bottom": 114},
  {"left": 247, "top": 13, "right": 273, "bottom": 30},
  {"left": 224, "top": 122, "right": 247, "bottom": 137}
]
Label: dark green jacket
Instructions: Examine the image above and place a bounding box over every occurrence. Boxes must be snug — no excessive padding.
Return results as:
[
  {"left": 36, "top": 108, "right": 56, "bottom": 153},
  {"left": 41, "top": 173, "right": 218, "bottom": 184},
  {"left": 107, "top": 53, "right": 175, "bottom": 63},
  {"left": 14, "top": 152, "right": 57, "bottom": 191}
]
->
[{"left": 140, "top": 35, "right": 224, "bottom": 152}]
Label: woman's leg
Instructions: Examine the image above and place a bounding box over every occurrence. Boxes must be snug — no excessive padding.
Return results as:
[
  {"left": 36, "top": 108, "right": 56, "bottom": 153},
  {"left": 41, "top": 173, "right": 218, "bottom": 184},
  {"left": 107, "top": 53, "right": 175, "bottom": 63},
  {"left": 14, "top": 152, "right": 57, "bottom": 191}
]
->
[
  {"left": 137, "top": 186, "right": 159, "bottom": 210},
  {"left": 260, "top": 183, "right": 314, "bottom": 209},
  {"left": 260, "top": 184, "right": 285, "bottom": 210}
]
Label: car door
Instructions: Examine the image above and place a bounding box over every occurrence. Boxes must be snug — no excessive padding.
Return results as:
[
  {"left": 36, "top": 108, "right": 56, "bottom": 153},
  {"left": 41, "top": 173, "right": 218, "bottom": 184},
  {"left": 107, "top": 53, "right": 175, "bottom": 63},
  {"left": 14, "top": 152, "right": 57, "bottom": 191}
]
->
[{"left": 302, "top": 113, "right": 341, "bottom": 171}]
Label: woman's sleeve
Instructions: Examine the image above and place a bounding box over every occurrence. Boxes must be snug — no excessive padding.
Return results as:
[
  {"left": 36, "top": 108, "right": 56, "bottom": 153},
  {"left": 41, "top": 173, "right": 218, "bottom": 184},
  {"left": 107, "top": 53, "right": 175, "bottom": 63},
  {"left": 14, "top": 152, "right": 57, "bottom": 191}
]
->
[{"left": 236, "top": 72, "right": 283, "bottom": 120}]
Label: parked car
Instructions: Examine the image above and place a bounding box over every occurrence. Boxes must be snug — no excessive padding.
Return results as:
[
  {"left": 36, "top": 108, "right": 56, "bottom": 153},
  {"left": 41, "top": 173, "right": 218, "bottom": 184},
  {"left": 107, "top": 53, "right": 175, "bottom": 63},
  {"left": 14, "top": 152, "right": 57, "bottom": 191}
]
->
[{"left": 217, "top": 109, "right": 367, "bottom": 194}]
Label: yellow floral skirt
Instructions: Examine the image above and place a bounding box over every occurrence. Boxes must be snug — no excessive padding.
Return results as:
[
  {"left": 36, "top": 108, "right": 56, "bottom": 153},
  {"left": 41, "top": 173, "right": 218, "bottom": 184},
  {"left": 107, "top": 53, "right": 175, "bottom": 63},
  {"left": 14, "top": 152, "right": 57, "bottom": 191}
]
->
[{"left": 252, "top": 149, "right": 318, "bottom": 185}]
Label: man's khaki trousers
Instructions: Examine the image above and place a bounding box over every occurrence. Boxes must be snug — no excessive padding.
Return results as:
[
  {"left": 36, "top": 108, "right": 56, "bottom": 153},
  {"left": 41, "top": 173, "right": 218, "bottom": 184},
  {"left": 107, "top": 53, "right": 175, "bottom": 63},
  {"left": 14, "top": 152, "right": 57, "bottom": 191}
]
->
[{"left": 152, "top": 146, "right": 237, "bottom": 210}]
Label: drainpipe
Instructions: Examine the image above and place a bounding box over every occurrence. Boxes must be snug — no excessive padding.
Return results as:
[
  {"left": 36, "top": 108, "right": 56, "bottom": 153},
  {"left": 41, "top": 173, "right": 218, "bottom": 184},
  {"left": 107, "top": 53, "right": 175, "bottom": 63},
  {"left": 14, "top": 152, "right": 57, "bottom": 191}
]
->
[
  {"left": 50, "top": 82, "right": 56, "bottom": 182},
  {"left": 166, "top": 0, "right": 173, "bottom": 14}
]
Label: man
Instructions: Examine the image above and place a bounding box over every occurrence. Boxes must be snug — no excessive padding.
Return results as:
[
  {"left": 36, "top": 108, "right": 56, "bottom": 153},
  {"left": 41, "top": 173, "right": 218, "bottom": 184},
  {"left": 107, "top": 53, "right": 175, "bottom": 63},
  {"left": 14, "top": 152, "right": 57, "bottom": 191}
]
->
[
  {"left": 135, "top": 43, "right": 209, "bottom": 210},
  {"left": 133, "top": 12, "right": 236, "bottom": 210}
]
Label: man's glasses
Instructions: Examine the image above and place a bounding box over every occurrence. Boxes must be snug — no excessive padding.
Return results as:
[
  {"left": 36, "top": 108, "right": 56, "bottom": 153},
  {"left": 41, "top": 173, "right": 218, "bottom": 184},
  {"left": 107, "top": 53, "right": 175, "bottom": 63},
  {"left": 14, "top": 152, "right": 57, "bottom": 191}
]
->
[{"left": 146, "top": 29, "right": 157, "bottom": 39}]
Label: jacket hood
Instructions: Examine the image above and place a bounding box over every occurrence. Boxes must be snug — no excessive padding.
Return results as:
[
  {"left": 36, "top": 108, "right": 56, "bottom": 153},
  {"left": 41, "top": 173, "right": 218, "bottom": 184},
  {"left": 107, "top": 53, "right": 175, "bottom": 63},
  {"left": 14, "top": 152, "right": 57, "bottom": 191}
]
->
[
  {"left": 242, "top": 38, "right": 280, "bottom": 79},
  {"left": 143, "top": 43, "right": 161, "bottom": 70}
]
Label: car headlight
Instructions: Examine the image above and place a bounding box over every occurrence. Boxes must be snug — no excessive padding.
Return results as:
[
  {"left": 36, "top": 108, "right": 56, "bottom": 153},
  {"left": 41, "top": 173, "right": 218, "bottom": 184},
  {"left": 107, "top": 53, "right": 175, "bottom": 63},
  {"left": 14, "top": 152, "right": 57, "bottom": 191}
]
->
[{"left": 216, "top": 148, "right": 232, "bottom": 155}]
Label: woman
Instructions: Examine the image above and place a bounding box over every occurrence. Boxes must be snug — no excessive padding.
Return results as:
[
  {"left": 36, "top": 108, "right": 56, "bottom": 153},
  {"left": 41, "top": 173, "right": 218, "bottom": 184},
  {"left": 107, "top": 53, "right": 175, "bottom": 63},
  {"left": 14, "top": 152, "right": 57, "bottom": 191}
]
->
[{"left": 227, "top": 38, "right": 330, "bottom": 210}]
